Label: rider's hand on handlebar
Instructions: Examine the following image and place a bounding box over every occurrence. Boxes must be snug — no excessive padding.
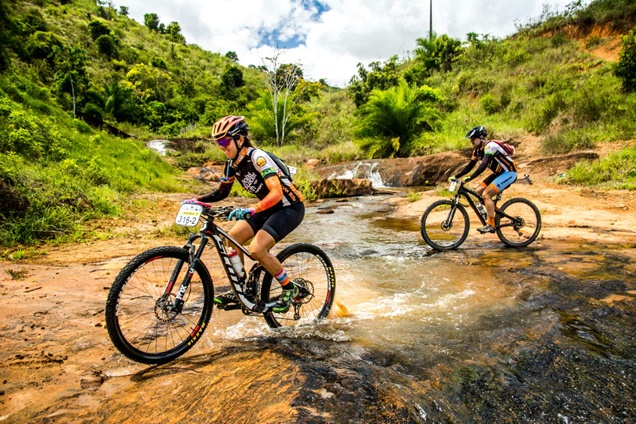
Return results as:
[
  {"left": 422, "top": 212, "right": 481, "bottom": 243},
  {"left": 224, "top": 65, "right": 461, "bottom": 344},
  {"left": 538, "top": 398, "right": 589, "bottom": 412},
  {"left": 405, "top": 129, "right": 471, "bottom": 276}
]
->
[
  {"left": 181, "top": 198, "right": 199, "bottom": 205},
  {"left": 228, "top": 207, "right": 254, "bottom": 221},
  {"left": 449, "top": 176, "right": 457, "bottom": 182},
  {"left": 462, "top": 176, "right": 472, "bottom": 183}
]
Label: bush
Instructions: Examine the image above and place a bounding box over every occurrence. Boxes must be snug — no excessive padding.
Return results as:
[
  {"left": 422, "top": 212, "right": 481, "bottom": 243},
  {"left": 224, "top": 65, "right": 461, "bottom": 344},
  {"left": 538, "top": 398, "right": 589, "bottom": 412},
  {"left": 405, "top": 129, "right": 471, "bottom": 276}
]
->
[
  {"left": 96, "top": 34, "right": 117, "bottom": 58},
  {"left": 355, "top": 80, "right": 443, "bottom": 158},
  {"left": 0, "top": 98, "right": 68, "bottom": 160},
  {"left": 563, "top": 147, "right": 636, "bottom": 188},
  {"left": 480, "top": 94, "right": 500, "bottom": 115},
  {"left": 614, "top": 26, "right": 636, "bottom": 92},
  {"left": 542, "top": 130, "right": 595, "bottom": 155},
  {"left": 26, "top": 31, "right": 62, "bottom": 62},
  {"left": 88, "top": 20, "right": 110, "bottom": 41}
]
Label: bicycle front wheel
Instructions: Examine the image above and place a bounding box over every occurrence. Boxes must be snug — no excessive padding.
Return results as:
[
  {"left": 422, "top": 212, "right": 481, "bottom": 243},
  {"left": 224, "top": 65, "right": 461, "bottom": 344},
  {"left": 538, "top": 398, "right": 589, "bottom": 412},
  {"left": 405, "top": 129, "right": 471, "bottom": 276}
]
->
[
  {"left": 495, "top": 198, "right": 542, "bottom": 247},
  {"left": 262, "top": 243, "right": 336, "bottom": 328},
  {"left": 420, "top": 200, "right": 469, "bottom": 251},
  {"left": 105, "top": 246, "right": 214, "bottom": 364}
]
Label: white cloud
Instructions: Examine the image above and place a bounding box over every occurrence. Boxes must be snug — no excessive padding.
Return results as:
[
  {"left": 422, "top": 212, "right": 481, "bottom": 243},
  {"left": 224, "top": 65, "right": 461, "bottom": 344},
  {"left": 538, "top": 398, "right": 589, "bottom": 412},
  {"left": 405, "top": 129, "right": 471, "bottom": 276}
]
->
[{"left": 113, "top": 0, "right": 576, "bottom": 87}]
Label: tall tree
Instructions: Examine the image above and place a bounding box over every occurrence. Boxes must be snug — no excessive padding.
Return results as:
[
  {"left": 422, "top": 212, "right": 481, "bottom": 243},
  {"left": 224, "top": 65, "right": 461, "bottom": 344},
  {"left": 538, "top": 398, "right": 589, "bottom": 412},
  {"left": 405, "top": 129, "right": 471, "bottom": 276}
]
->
[
  {"left": 144, "top": 13, "right": 160, "bottom": 31},
  {"left": 262, "top": 51, "right": 302, "bottom": 146},
  {"left": 166, "top": 21, "right": 185, "bottom": 44},
  {"left": 52, "top": 44, "right": 89, "bottom": 116}
]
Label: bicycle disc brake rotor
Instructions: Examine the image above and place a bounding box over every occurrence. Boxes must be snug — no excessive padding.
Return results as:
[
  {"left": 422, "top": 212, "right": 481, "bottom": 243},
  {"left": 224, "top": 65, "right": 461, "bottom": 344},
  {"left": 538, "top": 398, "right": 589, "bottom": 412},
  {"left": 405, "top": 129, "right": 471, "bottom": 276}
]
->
[
  {"left": 155, "top": 293, "right": 179, "bottom": 321},
  {"left": 513, "top": 216, "right": 526, "bottom": 231},
  {"left": 292, "top": 278, "right": 314, "bottom": 305}
]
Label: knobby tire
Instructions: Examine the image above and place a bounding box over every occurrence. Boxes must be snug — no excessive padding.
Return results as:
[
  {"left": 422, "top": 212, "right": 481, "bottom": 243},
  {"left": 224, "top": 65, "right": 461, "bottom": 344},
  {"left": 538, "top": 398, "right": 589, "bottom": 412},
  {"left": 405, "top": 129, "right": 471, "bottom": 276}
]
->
[
  {"left": 495, "top": 197, "right": 542, "bottom": 247},
  {"left": 261, "top": 243, "right": 336, "bottom": 328},
  {"left": 105, "top": 246, "right": 214, "bottom": 364},
  {"left": 420, "top": 200, "right": 470, "bottom": 251}
]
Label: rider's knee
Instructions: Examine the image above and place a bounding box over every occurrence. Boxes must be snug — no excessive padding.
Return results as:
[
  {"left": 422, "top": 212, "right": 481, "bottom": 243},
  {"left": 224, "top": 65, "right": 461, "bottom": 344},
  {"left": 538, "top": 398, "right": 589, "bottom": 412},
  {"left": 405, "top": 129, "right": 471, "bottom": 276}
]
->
[{"left": 249, "top": 241, "right": 269, "bottom": 261}]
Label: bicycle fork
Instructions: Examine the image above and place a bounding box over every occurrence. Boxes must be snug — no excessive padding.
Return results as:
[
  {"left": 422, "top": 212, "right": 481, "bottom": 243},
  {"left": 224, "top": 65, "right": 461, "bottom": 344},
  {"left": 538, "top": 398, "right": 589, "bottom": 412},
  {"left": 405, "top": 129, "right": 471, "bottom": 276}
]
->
[
  {"left": 443, "top": 198, "right": 463, "bottom": 230},
  {"left": 157, "top": 236, "right": 206, "bottom": 315}
]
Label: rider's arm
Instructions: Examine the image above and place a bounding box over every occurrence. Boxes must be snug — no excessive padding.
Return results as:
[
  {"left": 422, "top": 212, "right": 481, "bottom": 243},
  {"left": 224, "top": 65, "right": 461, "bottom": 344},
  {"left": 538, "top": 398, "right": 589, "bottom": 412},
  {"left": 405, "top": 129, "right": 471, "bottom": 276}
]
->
[
  {"left": 252, "top": 175, "right": 283, "bottom": 213},
  {"left": 198, "top": 161, "right": 235, "bottom": 203},
  {"left": 454, "top": 159, "right": 477, "bottom": 178},
  {"left": 248, "top": 150, "right": 285, "bottom": 213},
  {"left": 467, "top": 153, "right": 493, "bottom": 181}
]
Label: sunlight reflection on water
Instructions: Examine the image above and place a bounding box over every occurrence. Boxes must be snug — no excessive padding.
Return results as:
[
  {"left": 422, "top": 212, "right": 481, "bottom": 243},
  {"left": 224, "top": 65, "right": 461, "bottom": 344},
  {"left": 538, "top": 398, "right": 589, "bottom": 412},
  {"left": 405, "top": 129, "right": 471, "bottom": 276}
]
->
[{"left": 196, "top": 195, "right": 517, "bottom": 358}]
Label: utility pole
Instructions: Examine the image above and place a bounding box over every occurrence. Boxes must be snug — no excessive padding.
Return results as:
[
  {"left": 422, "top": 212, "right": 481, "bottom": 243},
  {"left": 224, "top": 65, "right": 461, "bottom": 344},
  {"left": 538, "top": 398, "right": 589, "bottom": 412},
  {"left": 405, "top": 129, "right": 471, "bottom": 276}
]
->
[{"left": 429, "top": 0, "right": 433, "bottom": 40}]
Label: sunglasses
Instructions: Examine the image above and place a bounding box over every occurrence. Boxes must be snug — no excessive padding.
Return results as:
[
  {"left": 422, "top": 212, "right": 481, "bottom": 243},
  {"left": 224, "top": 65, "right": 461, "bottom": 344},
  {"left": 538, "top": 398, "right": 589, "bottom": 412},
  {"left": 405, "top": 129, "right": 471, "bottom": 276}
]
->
[{"left": 216, "top": 136, "right": 234, "bottom": 147}]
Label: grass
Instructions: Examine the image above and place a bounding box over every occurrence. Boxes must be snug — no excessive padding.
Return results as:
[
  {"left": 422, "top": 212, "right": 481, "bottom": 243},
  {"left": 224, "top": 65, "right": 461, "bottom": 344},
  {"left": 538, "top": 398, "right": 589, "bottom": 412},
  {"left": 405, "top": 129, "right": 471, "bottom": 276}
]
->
[
  {"left": 563, "top": 146, "right": 636, "bottom": 189},
  {"left": 406, "top": 190, "right": 422, "bottom": 202},
  {"left": 4, "top": 267, "right": 29, "bottom": 279}
]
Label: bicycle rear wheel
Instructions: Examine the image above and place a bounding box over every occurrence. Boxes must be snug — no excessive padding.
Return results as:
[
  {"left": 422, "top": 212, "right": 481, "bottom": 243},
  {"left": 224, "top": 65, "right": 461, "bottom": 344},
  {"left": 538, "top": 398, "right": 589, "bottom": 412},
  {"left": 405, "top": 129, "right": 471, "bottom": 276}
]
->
[
  {"left": 105, "top": 246, "right": 214, "bottom": 364},
  {"left": 262, "top": 243, "right": 336, "bottom": 328},
  {"left": 420, "top": 200, "right": 470, "bottom": 251},
  {"left": 495, "top": 198, "right": 542, "bottom": 247}
]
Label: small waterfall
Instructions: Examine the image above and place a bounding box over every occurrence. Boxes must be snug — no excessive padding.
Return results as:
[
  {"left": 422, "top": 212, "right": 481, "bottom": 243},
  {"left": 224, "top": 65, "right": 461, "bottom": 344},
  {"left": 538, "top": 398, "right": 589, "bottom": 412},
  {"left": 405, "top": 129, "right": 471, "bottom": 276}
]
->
[
  {"left": 328, "top": 161, "right": 386, "bottom": 188},
  {"left": 146, "top": 139, "right": 170, "bottom": 155}
]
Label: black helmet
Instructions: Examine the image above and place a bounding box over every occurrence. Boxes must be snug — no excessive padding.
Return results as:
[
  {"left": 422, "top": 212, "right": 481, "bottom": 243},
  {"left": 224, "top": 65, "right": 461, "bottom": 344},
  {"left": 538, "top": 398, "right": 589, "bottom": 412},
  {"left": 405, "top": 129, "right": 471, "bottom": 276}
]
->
[{"left": 465, "top": 126, "right": 487, "bottom": 139}]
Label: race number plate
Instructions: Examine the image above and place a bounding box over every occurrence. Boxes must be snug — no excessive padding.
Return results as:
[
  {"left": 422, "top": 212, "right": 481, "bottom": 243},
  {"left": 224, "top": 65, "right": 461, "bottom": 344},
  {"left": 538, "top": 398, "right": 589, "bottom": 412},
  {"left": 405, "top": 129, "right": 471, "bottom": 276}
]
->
[
  {"left": 449, "top": 180, "right": 458, "bottom": 192},
  {"left": 175, "top": 204, "right": 202, "bottom": 227}
]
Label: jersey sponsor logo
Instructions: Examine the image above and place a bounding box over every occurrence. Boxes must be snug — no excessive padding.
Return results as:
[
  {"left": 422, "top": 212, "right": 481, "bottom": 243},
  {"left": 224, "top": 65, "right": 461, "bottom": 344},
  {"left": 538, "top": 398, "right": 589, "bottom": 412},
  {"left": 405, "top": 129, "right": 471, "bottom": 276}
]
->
[
  {"left": 256, "top": 156, "right": 267, "bottom": 167},
  {"left": 241, "top": 171, "right": 263, "bottom": 193}
]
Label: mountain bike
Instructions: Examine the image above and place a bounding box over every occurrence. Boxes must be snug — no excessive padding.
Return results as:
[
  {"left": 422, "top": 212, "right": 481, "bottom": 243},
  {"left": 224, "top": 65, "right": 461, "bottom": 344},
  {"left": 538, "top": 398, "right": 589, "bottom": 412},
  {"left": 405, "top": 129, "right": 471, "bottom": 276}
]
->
[
  {"left": 105, "top": 202, "right": 336, "bottom": 365},
  {"left": 420, "top": 175, "right": 541, "bottom": 251}
]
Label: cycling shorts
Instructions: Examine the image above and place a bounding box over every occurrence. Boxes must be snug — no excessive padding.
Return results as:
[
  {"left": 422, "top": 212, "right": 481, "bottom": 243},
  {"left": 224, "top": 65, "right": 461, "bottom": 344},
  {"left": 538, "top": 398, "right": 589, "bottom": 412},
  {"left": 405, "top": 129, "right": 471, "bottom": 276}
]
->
[
  {"left": 246, "top": 202, "right": 305, "bottom": 242},
  {"left": 481, "top": 171, "right": 517, "bottom": 193}
]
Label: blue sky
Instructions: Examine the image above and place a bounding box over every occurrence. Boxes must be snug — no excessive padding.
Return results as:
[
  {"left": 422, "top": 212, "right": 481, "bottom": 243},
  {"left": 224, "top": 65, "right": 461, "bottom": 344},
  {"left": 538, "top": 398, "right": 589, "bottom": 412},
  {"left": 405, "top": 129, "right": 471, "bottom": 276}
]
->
[{"left": 113, "top": 0, "right": 579, "bottom": 87}]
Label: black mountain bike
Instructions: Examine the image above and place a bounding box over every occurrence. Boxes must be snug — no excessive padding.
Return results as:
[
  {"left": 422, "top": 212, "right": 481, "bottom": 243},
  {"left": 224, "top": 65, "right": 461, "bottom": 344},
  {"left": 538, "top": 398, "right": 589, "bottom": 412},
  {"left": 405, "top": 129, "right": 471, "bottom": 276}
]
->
[
  {"left": 420, "top": 176, "right": 542, "bottom": 251},
  {"left": 105, "top": 202, "right": 336, "bottom": 364}
]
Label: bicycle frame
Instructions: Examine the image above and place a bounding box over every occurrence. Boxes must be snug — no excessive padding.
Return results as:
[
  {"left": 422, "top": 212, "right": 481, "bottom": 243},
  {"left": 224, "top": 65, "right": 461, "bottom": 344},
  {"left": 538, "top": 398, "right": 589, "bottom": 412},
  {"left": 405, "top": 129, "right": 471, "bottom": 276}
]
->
[
  {"left": 164, "top": 208, "right": 273, "bottom": 315},
  {"left": 452, "top": 182, "right": 516, "bottom": 230}
]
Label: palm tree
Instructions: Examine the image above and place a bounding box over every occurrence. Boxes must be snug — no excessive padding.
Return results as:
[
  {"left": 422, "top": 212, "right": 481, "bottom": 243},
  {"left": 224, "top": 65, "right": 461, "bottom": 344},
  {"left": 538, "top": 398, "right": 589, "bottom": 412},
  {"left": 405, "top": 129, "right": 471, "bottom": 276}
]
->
[{"left": 355, "top": 80, "right": 443, "bottom": 158}]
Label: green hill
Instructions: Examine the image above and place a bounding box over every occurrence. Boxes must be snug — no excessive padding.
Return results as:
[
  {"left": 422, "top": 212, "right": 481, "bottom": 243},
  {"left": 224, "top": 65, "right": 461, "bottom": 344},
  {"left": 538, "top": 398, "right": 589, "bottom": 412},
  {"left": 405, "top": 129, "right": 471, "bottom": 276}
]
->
[{"left": 1, "top": 0, "right": 636, "bottom": 252}]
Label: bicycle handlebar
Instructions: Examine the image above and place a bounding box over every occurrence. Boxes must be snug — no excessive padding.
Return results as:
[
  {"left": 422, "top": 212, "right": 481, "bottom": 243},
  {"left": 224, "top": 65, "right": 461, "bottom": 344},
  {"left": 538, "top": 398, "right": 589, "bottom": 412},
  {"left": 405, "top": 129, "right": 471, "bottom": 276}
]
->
[{"left": 202, "top": 205, "right": 234, "bottom": 219}]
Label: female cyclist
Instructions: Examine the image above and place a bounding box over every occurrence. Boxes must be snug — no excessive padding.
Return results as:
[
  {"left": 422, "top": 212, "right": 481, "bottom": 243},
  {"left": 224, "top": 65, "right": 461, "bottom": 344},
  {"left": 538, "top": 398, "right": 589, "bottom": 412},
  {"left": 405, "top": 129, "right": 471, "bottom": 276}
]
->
[{"left": 183, "top": 116, "right": 305, "bottom": 312}]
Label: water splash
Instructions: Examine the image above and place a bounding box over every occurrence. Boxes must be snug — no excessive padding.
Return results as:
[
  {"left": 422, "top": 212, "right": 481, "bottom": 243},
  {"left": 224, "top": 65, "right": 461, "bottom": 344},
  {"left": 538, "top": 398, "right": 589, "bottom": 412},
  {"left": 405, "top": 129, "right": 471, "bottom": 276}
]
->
[{"left": 328, "top": 161, "right": 386, "bottom": 187}]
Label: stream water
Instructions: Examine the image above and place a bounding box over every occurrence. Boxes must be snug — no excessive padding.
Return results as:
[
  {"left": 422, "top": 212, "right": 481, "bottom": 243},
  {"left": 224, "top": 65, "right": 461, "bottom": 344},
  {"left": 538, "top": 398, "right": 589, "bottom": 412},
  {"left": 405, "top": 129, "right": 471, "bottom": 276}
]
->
[{"left": 137, "top": 194, "right": 635, "bottom": 423}]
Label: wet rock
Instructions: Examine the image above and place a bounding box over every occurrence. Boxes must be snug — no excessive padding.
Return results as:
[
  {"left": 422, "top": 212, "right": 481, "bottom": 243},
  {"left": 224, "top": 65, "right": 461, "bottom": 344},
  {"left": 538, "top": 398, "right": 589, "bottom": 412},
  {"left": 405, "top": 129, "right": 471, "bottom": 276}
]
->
[
  {"left": 305, "top": 158, "right": 321, "bottom": 169},
  {"left": 314, "top": 151, "right": 468, "bottom": 186},
  {"left": 185, "top": 166, "right": 222, "bottom": 182},
  {"left": 310, "top": 179, "right": 373, "bottom": 198}
]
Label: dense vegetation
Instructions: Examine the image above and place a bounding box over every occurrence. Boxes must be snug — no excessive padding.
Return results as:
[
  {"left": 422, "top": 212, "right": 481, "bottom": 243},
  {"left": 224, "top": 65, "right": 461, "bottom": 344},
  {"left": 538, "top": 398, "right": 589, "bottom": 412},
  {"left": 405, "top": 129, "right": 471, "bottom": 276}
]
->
[{"left": 1, "top": 0, "right": 636, "bottom": 252}]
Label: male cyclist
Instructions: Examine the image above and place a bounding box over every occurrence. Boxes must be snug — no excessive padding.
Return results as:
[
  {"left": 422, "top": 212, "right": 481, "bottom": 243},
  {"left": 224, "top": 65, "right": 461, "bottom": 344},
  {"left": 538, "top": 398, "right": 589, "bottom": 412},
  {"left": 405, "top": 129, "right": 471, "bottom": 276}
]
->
[
  {"left": 183, "top": 116, "right": 305, "bottom": 313},
  {"left": 450, "top": 126, "right": 517, "bottom": 234}
]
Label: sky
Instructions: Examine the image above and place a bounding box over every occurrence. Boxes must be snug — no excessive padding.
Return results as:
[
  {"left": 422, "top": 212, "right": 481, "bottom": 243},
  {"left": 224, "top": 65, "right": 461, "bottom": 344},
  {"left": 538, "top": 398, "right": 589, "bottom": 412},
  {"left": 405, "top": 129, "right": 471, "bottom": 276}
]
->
[{"left": 112, "top": 0, "right": 577, "bottom": 87}]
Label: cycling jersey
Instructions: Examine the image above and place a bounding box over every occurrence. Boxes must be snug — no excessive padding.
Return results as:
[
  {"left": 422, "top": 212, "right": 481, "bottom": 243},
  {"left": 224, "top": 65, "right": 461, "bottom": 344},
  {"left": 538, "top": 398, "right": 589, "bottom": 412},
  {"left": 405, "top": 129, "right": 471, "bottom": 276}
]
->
[
  {"left": 199, "top": 147, "right": 304, "bottom": 209},
  {"left": 455, "top": 140, "right": 517, "bottom": 181}
]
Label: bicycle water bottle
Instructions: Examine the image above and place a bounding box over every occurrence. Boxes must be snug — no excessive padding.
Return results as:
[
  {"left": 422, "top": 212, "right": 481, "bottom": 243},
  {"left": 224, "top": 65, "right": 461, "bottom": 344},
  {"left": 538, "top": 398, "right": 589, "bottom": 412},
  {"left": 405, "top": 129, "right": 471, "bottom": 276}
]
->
[
  {"left": 476, "top": 203, "right": 488, "bottom": 220},
  {"left": 227, "top": 249, "right": 245, "bottom": 278}
]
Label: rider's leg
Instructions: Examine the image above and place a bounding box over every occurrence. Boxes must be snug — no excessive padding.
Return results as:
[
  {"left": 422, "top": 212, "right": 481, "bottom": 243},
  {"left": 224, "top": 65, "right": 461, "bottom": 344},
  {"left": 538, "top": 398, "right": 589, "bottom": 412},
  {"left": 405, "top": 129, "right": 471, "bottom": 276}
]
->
[
  {"left": 482, "top": 185, "right": 498, "bottom": 227},
  {"left": 228, "top": 220, "right": 255, "bottom": 260},
  {"left": 255, "top": 204, "right": 305, "bottom": 312},
  {"left": 488, "top": 172, "right": 518, "bottom": 226},
  {"left": 250, "top": 228, "right": 296, "bottom": 312},
  {"left": 249, "top": 230, "right": 283, "bottom": 278}
]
